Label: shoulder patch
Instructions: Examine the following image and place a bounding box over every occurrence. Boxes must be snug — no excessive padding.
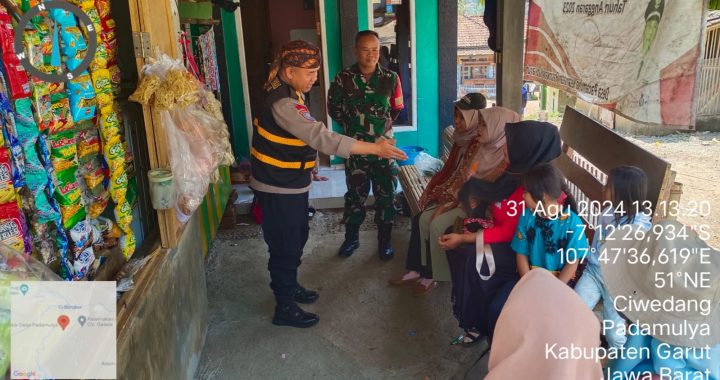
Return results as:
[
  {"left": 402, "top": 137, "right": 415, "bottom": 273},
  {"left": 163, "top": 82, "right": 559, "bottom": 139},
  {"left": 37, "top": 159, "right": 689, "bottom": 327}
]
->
[{"left": 295, "top": 104, "right": 316, "bottom": 122}]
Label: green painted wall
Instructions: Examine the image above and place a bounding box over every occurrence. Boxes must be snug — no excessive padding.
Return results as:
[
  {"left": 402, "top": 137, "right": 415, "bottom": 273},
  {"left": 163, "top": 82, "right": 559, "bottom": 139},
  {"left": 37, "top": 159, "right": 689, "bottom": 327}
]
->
[
  {"left": 325, "top": 0, "right": 343, "bottom": 135},
  {"left": 393, "top": 0, "right": 440, "bottom": 157},
  {"left": 220, "top": 11, "right": 250, "bottom": 160},
  {"left": 358, "top": 0, "right": 370, "bottom": 30}
]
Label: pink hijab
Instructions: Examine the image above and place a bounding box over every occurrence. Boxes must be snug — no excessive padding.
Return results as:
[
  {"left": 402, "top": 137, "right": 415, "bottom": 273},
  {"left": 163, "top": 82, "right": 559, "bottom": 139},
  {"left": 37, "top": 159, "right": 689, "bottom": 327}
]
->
[
  {"left": 470, "top": 107, "right": 521, "bottom": 179},
  {"left": 486, "top": 269, "right": 603, "bottom": 380}
]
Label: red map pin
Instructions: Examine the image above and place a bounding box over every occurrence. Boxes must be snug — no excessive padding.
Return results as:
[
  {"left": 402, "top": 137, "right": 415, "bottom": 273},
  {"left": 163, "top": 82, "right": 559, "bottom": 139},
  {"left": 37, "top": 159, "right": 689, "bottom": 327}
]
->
[{"left": 57, "top": 315, "right": 70, "bottom": 331}]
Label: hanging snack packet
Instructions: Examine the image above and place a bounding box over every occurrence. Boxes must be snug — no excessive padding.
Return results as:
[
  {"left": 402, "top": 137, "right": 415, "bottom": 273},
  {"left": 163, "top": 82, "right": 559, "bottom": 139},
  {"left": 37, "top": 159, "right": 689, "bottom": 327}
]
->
[
  {"left": 61, "top": 26, "right": 88, "bottom": 71},
  {"left": 22, "top": 30, "right": 43, "bottom": 68},
  {"left": 119, "top": 230, "right": 136, "bottom": 260},
  {"left": 87, "top": 190, "right": 109, "bottom": 219},
  {"left": 0, "top": 149, "right": 15, "bottom": 203},
  {"left": 13, "top": 98, "right": 38, "bottom": 143},
  {"left": 83, "top": 168, "right": 105, "bottom": 196},
  {"left": 35, "top": 190, "right": 61, "bottom": 225},
  {"left": 50, "top": 9, "right": 77, "bottom": 27},
  {"left": 108, "top": 64, "right": 121, "bottom": 95},
  {"left": 3, "top": 54, "right": 31, "bottom": 99},
  {"left": 114, "top": 199, "right": 133, "bottom": 234},
  {"left": 74, "top": 246, "right": 95, "bottom": 279},
  {"left": 54, "top": 168, "right": 82, "bottom": 205},
  {"left": 96, "top": 0, "right": 111, "bottom": 20},
  {"left": 90, "top": 42, "right": 109, "bottom": 72},
  {"left": 69, "top": 219, "right": 92, "bottom": 254},
  {"left": 103, "top": 134, "right": 125, "bottom": 171},
  {"left": 0, "top": 7, "right": 14, "bottom": 53},
  {"left": 60, "top": 201, "right": 85, "bottom": 230},
  {"left": 77, "top": 131, "right": 100, "bottom": 164},
  {"left": 49, "top": 92, "right": 74, "bottom": 134},
  {"left": 91, "top": 69, "right": 113, "bottom": 108},
  {"left": 49, "top": 132, "right": 78, "bottom": 173},
  {"left": 32, "top": 93, "right": 53, "bottom": 133},
  {"left": 109, "top": 166, "right": 128, "bottom": 204},
  {"left": 0, "top": 203, "right": 27, "bottom": 253},
  {"left": 67, "top": 73, "right": 97, "bottom": 122}
]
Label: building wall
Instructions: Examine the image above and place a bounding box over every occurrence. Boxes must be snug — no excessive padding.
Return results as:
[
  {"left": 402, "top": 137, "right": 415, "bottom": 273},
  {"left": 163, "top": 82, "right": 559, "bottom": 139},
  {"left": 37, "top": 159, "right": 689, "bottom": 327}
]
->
[
  {"left": 267, "top": 0, "right": 317, "bottom": 55},
  {"left": 117, "top": 211, "right": 209, "bottom": 380}
]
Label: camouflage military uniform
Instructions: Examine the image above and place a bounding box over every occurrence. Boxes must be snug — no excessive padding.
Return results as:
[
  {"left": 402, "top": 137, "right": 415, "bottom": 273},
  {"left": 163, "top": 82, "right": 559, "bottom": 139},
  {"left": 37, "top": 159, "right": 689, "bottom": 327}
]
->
[{"left": 328, "top": 63, "right": 403, "bottom": 225}]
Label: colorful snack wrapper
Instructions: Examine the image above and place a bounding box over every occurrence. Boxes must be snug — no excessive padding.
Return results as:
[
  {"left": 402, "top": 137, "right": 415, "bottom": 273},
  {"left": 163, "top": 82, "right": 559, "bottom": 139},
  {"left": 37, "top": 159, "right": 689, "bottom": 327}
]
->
[
  {"left": 24, "top": 165, "right": 47, "bottom": 193},
  {"left": 69, "top": 219, "right": 92, "bottom": 254},
  {"left": 49, "top": 131, "right": 78, "bottom": 163},
  {"left": 2, "top": 54, "right": 31, "bottom": 99},
  {"left": 54, "top": 168, "right": 82, "bottom": 206},
  {"left": 12, "top": 98, "right": 37, "bottom": 143},
  {"left": 103, "top": 134, "right": 125, "bottom": 171},
  {"left": 0, "top": 203, "right": 27, "bottom": 253},
  {"left": 87, "top": 191, "right": 109, "bottom": 219},
  {"left": 77, "top": 133, "right": 100, "bottom": 164},
  {"left": 83, "top": 168, "right": 105, "bottom": 194},
  {"left": 90, "top": 42, "right": 109, "bottom": 72},
  {"left": 35, "top": 190, "right": 61, "bottom": 225},
  {"left": 60, "top": 201, "right": 85, "bottom": 230},
  {"left": 67, "top": 73, "right": 97, "bottom": 122},
  {"left": 119, "top": 230, "right": 136, "bottom": 260},
  {"left": 108, "top": 64, "right": 121, "bottom": 95},
  {"left": 91, "top": 69, "right": 113, "bottom": 108},
  {"left": 109, "top": 166, "right": 128, "bottom": 203},
  {"left": 74, "top": 246, "right": 95, "bottom": 279},
  {"left": 60, "top": 26, "right": 88, "bottom": 64},
  {"left": 91, "top": 216, "right": 121, "bottom": 239},
  {"left": 114, "top": 200, "right": 133, "bottom": 234},
  {"left": 50, "top": 9, "right": 77, "bottom": 27},
  {"left": 49, "top": 92, "right": 74, "bottom": 134},
  {"left": 96, "top": 0, "right": 111, "bottom": 20},
  {"left": 0, "top": 149, "right": 15, "bottom": 204},
  {"left": 23, "top": 30, "right": 43, "bottom": 69}
]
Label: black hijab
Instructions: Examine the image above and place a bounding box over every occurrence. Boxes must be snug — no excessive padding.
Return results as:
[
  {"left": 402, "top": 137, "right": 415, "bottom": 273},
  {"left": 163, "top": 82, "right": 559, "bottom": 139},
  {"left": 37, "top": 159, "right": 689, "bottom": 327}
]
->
[{"left": 459, "top": 121, "right": 561, "bottom": 217}]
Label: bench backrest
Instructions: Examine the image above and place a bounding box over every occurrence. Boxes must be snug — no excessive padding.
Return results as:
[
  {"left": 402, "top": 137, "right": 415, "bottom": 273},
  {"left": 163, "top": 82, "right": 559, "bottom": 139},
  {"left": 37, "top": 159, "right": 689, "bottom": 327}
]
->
[{"left": 553, "top": 106, "right": 674, "bottom": 224}]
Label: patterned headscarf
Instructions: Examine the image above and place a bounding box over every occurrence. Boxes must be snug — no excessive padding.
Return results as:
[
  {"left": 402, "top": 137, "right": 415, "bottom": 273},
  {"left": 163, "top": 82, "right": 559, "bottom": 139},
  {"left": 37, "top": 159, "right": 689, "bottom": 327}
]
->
[{"left": 264, "top": 40, "right": 321, "bottom": 90}]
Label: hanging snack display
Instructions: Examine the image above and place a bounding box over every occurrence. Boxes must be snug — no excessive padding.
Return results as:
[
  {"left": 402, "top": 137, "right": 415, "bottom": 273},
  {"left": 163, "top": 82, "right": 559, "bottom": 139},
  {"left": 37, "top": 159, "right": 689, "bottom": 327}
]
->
[{"left": 0, "top": 0, "right": 136, "bottom": 279}]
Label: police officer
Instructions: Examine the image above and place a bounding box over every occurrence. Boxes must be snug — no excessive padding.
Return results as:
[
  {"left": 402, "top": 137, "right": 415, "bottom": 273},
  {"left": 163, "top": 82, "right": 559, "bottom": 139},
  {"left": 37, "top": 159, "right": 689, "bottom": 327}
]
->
[
  {"left": 251, "top": 40, "right": 407, "bottom": 328},
  {"left": 328, "top": 30, "right": 404, "bottom": 261}
]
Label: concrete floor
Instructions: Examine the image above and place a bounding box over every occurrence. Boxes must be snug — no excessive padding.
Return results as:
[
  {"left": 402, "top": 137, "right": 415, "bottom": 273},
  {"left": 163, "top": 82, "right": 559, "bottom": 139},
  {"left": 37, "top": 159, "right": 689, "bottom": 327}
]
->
[{"left": 195, "top": 211, "right": 491, "bottom": 379}]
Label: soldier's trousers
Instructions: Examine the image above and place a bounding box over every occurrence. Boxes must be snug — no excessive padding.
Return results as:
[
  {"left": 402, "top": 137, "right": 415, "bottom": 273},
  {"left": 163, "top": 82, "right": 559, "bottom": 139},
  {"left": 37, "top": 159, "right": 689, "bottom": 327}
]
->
[{"left": 343, "top": 157, "right": 398, "bottom": 225}]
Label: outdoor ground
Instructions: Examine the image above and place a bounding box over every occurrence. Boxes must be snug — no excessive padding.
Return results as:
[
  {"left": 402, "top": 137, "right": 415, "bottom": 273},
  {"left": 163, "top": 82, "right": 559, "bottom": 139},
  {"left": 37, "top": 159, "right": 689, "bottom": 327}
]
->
[
  {"left": 195, "top": 112, "right": 719, "bottom": 379},
  {"left": 195, "top": 210, "right": 491, "bottom": 380}
]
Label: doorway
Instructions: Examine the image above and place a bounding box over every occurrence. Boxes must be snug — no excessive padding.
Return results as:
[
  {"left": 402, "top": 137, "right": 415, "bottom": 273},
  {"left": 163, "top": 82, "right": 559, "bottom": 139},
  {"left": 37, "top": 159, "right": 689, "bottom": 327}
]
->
[{"left": 240, "top": 0, "right": 330, "bottom": 166}]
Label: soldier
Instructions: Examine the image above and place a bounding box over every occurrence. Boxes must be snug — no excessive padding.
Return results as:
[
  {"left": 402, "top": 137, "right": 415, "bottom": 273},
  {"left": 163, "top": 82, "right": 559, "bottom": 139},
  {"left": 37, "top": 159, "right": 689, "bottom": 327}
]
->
[
  {"left": 251, "top": 40, "right": 407, "bottom": 328},
  {"left": 328, "top": 30, "right": 404, "bottom": 261}
]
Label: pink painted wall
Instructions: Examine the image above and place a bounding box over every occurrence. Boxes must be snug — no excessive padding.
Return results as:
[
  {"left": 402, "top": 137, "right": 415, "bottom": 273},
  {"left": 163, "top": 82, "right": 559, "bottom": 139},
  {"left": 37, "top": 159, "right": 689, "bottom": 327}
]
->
[{"left": 267, "top": 0, "right": 317, "bottom": 55}]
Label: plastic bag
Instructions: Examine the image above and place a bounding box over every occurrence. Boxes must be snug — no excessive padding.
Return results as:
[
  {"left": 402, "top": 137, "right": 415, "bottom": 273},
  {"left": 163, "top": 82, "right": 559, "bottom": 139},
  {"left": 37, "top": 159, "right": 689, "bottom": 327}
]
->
[
  {"left": 414, "top": 152, "right": 443, "bottom": 176},
  {"left": 132, "top": 53, "right": 234, "bottom": 222},
  {"left": 0, "top": 242, "right": 61, "bottom": 374}
]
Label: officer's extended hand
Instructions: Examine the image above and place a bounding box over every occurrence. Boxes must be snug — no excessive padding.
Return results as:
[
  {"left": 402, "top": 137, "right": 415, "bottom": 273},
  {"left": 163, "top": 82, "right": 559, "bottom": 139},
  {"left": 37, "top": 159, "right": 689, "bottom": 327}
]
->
[{"left": 375, "top": 137, "right": 408, "bottom": 161}]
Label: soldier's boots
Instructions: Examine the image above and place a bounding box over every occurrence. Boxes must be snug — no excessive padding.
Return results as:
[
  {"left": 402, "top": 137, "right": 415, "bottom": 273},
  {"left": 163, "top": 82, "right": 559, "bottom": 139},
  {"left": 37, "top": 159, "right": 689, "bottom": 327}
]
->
[
  {"left": 378, "top": 223, "right": 394, "bottom": 261},
  {"left": 272, "top": 297, "right": 319, "bottom": 328},
  {"left": 338, "top": 223, "right": 360, "bottom": 257}
]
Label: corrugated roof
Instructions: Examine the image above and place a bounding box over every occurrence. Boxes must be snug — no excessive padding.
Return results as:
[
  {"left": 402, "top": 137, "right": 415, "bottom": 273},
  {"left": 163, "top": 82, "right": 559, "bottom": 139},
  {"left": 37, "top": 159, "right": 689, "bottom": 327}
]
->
[
  {"left": 458, "top": 15, "right": 493, "bottom": 56},
  {"left": 709, "top": 10, "right": 720, "bottom": 28}
]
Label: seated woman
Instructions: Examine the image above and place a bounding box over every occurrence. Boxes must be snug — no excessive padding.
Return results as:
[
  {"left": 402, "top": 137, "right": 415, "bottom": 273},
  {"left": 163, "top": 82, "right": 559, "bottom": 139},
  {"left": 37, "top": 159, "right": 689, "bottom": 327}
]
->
[
  {"left": 486, "top": 269, "right": 603, "bottom": 379},
  {"left": 388, "top": 94, "right": 520, "bottom": 296},
  {"left": 604, "top": 220, "right": 720, "bottom": 379},
  {"left": 438, "top": 121, "right": 564, "bottom": 346}
]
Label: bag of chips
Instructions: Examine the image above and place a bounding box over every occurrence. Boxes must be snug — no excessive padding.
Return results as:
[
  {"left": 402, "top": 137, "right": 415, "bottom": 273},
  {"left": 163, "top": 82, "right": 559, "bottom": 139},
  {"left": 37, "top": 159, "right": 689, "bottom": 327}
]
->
[
  {"left": 2, "top": 54, "right": 31, "bottom": 99},
  {"left": 67, "top": 73, "right": 97, "bottom": 122},
  {"left": 49, "top": 92, "right": 74, "bottom": 134},
  {"left": 91, "top": 69, "right": 113, "bottom": 108},
  {"left": 0, "top": 203, "right": 27, "bottom": 253}
]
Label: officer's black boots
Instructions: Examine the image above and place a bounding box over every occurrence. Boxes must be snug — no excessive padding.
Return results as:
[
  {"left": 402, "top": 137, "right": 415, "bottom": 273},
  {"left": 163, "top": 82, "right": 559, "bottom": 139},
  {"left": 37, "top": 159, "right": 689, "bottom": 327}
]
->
[
  {"left": 338, "top": 223, "right": 360, "bottom": 257},
  {"left": 378, "top": 223, "right": 394, "bottom": 261},
  {"left": 293, "top": 286, "right": 319, "bottom": 304},
  {"left": 272, "top": 297, "right": 319, "bottom": 328}
]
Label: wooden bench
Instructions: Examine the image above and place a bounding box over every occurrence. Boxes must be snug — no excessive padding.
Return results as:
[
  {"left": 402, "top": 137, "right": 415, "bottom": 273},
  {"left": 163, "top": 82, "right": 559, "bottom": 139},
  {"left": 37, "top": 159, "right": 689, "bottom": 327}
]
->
[
  {"left": 398, "top": 125, "right": 455, "bottom": 216},
  {"left": 398, "top": 106, "right": 683, "bottom": 221},
  {"left": 553, "top": 106, "right": 682, "bottom": 227}
]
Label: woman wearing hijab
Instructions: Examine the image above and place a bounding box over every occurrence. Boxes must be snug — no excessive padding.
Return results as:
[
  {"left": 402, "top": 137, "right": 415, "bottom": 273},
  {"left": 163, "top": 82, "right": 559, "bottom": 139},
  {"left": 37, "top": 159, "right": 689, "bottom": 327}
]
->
[
  {"left": 438, "top": 121, "right": 563, "bottom": 346},
  {"left": 388, "top": 94, "right": 520, "bottom": 296},
  {"left": 486, "top": 269, "right": 603, "bottom": 380}
]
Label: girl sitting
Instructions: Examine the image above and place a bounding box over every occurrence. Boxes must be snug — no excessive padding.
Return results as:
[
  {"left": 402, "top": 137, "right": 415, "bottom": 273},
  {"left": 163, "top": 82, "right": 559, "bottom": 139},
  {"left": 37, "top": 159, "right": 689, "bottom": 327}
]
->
[
  {"left": 575, "top": 165, "right": 651, "bottom": 350},
  {"left": 512, "top": 163, "right": 589, "bottom": 284}
]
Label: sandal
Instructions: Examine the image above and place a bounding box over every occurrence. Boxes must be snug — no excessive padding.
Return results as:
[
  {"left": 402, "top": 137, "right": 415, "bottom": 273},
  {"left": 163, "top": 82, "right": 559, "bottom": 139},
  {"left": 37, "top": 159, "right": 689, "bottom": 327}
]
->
[{"left": 459, "top": 329, "right": 484, "bottom": 347}]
